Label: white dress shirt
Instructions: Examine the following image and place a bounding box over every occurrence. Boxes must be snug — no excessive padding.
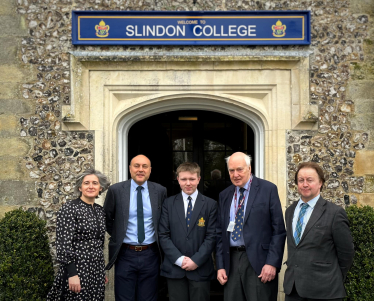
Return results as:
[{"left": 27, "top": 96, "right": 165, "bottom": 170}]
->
[
  {"left": 292, "top": 194, "right": 320, "bottom": 239},
  {"left": 174, "top": 190, "right": 199, "bottom": 267}
]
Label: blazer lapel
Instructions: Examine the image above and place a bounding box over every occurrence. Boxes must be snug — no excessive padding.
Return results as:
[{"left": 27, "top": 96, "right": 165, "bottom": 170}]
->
[
  {"left": 243, "top": 176, "right": 259, "bottom": 225},
  {"left": 148, "top": 182, "right": 159, "bottom": 234},
  {"left": 122, "top": 180, "right": 131, "bottom": 233},
  {"left": 224, "top": 186, "right": 236, "bottom": 240},
  {"left": 298, "top": 197, "right": 326, "bottom": 246},
  {"left": 175, "top": 193, "right": 188, "bottom": 234},
  {"left": 287, "top": 201, "right": 298, "bottom": 247},
  {"left": 188, "top": 192, "right": 205, "bottom": 234}
]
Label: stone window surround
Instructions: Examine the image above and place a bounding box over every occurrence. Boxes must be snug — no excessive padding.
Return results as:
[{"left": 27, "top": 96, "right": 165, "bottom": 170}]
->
[{"left": 64, "top": 51, "right": 317, "bottom": 207}]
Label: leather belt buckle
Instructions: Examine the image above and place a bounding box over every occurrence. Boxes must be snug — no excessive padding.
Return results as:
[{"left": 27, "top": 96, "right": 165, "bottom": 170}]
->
[{"left": 134, "top": 246, "right": 143, "bottom": 252}]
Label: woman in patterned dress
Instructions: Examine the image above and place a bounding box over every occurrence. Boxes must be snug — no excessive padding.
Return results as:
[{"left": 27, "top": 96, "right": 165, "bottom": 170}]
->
[{"left": 47, "top": 169, "right": 110, "bottom": 300}]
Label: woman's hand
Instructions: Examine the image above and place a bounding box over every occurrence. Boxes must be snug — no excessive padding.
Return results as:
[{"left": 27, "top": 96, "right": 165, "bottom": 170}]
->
[
  {"left": 68, "top": 275, "right": 81, "bottom": 293},
  {"left": 105, "top": 275, "right": 109, "bottom": 284}
]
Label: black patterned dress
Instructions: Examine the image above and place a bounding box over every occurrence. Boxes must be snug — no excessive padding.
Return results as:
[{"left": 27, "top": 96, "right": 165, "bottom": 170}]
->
[{"left": 47, "top": 198, "right": 106, "bottom": 301}]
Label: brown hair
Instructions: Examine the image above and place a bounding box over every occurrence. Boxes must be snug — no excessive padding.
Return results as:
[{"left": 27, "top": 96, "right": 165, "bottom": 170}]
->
[
  {"left": 295, "top": 162, "right": 325, "bottom": 191},
  {"left": 176, "top": 162, "right": 201, "bottom": 178}
]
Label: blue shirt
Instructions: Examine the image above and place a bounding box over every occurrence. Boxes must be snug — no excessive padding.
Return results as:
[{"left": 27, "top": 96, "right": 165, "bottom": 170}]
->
[
  {"left": 229, "top": 175, "right": 253, "bottom": 247},
  {"left": 123, "top": 179, "right": 155, "bottom": 245},
  {"left": 292, "top": 195, "right": 320, "bottom": 239}
]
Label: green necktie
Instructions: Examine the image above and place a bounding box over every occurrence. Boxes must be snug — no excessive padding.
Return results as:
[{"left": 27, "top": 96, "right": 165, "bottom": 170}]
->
[{"left": 136, "top": 186, "right": 145, "bottom": 244}]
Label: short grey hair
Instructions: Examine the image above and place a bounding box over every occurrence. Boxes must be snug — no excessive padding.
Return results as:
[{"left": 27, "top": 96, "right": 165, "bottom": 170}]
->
[
  {"left": 225, "top": 153, "right": 252, "bottom": 169},
  {"left": 74, "top": 168, "right": 111, "bottom": 198}
]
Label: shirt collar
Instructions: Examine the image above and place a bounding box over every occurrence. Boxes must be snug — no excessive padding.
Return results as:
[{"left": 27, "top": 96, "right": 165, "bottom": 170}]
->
[
  {"left": 182, "top": 189, "right": 198, "bottom": 201},
  {"left": 298, "top": 194, "right": 320, "bottom": 209},
  {"left": 131, "top": 179, "right": 148, "bottom": 190}
]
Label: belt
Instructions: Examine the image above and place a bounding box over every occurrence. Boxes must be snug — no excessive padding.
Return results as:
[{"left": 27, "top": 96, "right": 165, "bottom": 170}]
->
[
  {"left": 230, "top": 246, "right": 246, "bottom": 252},
  {"left": 123, "top": 242, "right": 155, "bottom": 252}
]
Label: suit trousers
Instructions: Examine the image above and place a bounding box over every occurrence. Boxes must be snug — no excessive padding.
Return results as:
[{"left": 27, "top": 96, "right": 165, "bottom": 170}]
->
[
  {"left": 285, "top": 285, "right": 342, "bottom": 301},
  {"left": 115, "top": 244, "right": 160, "bottom": 301},
  {"left": 167, "top": 277, "right": 210, "bottom": 301},
  {"left": 224, "top": 249, "right": 278, "bottom": 301}
]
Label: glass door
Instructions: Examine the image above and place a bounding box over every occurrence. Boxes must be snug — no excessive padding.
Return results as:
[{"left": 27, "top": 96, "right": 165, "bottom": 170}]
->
[{"left": 128, "top": 110, "right": 255, "bottom": 199}]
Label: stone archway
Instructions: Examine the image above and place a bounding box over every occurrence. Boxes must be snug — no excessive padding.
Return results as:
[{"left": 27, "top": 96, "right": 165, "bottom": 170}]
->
[
  {"left": 116, "top": 94, "right": 265, "bottom": 182},
  {"left": 62, "top": 52, "right": 317, "bottom": 299},
  {"left": 63, "top": 52, "right": 317, "bottom": 209}
]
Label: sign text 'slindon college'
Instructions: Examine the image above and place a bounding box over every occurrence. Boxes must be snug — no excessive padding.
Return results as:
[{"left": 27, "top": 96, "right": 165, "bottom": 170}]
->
[{"left": 72, "top": 11, "right": 310, "bottom": 45}]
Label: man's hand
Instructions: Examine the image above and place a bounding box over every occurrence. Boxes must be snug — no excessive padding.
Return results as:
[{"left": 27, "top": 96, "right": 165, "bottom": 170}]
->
[
  {"left": 68, "top": 275, "right": 81, "bottom": 293},
  {"left": 181, "top": 257, "right": 198, "bottom": 271},
  {"left": 182, "top": 256, "right": 188, "bottom": 267},
  {"left": 217, "top": 268, "right": 228, "bottom": 285},
  {"left": 258, "top": 264, "right": 276, "bottom": 283}
]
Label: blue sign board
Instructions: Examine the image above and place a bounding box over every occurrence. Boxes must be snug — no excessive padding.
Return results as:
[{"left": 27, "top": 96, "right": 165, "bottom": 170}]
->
[{"left": 72, "top": 11, "right": 310, "bottom": 46}]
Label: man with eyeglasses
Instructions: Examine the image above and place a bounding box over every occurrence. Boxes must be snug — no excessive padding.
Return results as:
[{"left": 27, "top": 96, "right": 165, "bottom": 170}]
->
[{"left": 216, "top": 152, "right": 286, "bottom": 301}]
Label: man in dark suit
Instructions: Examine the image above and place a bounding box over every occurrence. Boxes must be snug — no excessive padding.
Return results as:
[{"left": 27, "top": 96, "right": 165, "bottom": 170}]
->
[
  {"left": 216, "top": 152, "right": 286, "bottom": 301},
  {"left": 283, "top": 162, "right": 354, "bottom": 301},
  {"left": 159, "top": 162, "right": 217, "bottom": 301},
  {"left": 104, "top": 154, "right": 167, "bottom": 301}
]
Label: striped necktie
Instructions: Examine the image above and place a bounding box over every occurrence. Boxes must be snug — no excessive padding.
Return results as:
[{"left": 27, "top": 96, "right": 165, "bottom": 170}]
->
[{"left": 293, "top": 203, "right": 309, "bottom": 245}]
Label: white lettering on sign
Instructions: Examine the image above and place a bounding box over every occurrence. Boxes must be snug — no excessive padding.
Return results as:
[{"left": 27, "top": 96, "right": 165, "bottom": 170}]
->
[
  {"left": 125, "top": 25, "right": 256, "bottom": 38},
  {"left": 125, "top": 25, "right": 186, "bottom": 37},
  {"left": 193, "top": 25, "right": 202, "bottom": 36}
]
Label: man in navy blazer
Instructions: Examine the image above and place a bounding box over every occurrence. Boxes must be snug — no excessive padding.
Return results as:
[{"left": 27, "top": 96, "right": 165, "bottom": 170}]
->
[
  {"left": 159, "top": 162, "right": 217, "bottom": 301},
  {"left": 216, "top": 152, "right": 286, "bottom": 301},
  {"left": 104, "top": 155, "right": 167, "bottom": 301}
]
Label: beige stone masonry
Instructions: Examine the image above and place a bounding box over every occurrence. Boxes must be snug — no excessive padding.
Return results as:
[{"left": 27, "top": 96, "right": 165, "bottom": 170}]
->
[
  {"left": 64, "top": 54, "right": 316, "bottom": 301},
  {"left": 0, "top": 138, "right": 30, "bottom": 157},
  {"left": 354, "top": 150, "right": 374, "bottom": 175},
  {"left": 0, "top": 158, "right": 25, "bottom": 180},
  {"left": 357, "top": 194, "right": 374, "bottom": 207},
  {"left": 0, "top": 206, "right": 20, "bottom": 218},
  {"left": 64, "top": 54, "right": 316, "bottom": 213}
]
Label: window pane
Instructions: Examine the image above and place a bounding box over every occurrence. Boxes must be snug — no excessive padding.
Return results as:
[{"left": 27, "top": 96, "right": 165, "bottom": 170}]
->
[
  {"left": 203, "top": 152, "right": 226, "bottom": 180},
  {"left": 173, "top": 152, "right": 193, "bottom": 179},
  {"left": 204, "top": 180, "right": 230, "bottom": 201},
  {"left": 172, "top": 123, "right": 193, "bottom": 151},
  {"left": 203, "top": 123, "right": 226, "bottom": 150},
  {"left": 204, "top": 139, "right": 226, "bottom": 151}
]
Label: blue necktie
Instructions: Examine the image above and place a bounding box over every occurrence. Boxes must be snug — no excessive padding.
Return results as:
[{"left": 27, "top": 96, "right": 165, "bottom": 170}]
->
[
  {"left": 232, "top": 187, "right": 246, "bottom": 242},
  {"left": 136, "top": 186, "right": 145, "bottom": 244},
  {"left": 186, "top": 196, "right": 193, "bottom": 229},
  {"left": 294, "top": 203, "right": 309, "bottom": 245}
]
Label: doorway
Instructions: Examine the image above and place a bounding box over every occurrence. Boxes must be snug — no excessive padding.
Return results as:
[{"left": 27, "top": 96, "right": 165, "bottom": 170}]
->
[
  {"left": 128, "top": 110, "right": 255, "bottom": 200},
  {"left": 128, "top": 110, "right": 255, "bottom": 299}
]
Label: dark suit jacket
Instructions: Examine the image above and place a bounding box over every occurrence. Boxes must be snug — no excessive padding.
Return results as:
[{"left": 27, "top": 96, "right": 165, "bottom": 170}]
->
[
  {"left": 159, "top": 192, "right": 217, "bottom": 282},
  {"left": 283, "top": 197, "right": 355, "bottom": 299},
  {"left": 103, "top": 180, "right": 167, "bottom": 270},
  {"left": 216, "top": 176, "right": 286, "bottom": 276}
]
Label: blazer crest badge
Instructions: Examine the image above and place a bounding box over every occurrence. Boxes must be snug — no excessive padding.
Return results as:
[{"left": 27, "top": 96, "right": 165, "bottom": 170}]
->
[
  {"left": 197, "top": 217, "right": 205, "bottom": 227},
  {"left": 95, "top": 20, "right": 110, "bottom": 38},
  {"left": 272, "top": 20, "right": 286, "bottom": 37}
]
